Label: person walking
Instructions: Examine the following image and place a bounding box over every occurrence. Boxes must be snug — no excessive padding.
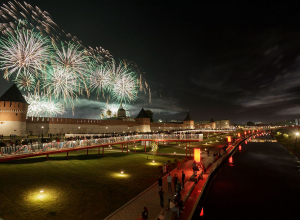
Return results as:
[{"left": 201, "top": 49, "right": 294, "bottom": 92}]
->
[
  {"left": 157, "top": 176, "right": 163, "bottom": 190},
  {"left": 181, "top": 171, "right": 185, "bottom": 188},
  {"left": 159, "top": 188, "right": 164, "bottom": 208},
  {"left": 170, "top": 199, "right": 180, "bottom": 218},
  {"left": 167, "top": 173, "right": 172, "bottom": 192},
  {"left": 172, "top": 174, "right": 178, "bottom": 190},
  {"left": 142, "top": 206, "right": 148, "bottom": 220}
]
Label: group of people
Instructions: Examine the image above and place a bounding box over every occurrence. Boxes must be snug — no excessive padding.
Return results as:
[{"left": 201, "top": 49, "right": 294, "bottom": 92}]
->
[{"left": 152, "top": 171, "right": 186, "bottom": 219}]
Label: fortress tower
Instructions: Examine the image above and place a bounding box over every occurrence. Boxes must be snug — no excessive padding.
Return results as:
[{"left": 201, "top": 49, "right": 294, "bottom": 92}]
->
[
  {"left": 183, "top": 111, "right": 194, "bottom": 129},
  {"left": 0, "top": 84, "right": 28, "bottom": 136},
  {"left": 135, "top": 108, "right": 150, "bottom": 132}
]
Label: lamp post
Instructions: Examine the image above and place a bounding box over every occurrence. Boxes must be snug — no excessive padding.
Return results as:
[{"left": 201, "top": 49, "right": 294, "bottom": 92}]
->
[
  {"left": 41, "top": 126, "right": 44, "bottom": 140},
  {"left": 296, "top": 132, "right": 299, "bottom": 141}
]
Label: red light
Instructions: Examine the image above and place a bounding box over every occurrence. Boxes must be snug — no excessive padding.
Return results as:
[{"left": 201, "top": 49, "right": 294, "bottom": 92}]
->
[
  {"left": 239, "top": 145, "right": 242, "bottom": 150},
  {"left": 194, "top": 148, "right": 201, "bottom": 163},
  {"left": 200, "top": 207, "right": 204, "bottom": 216},
  {"left": 227, "top": 136, "right": 232, "bottom": 142},
  {"left": 229, "top": 157, "right": 233, "bottom": 163},
  {"left": 248, "top": 131, "right": 250, "bottom": 133},
  {"left": 244, "top": 131, "right": 247, "bottom": 135},
  {"left": 245, "top": 140, "right": 248, "bottom": 144},
  {"left": 238, "top": 133, "right": 241, "bottom": 137}
]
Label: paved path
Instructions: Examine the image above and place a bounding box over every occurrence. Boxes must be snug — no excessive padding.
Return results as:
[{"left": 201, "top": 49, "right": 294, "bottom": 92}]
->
[{"left": 104, "top": 143, "right": 227, "bottom": 220}]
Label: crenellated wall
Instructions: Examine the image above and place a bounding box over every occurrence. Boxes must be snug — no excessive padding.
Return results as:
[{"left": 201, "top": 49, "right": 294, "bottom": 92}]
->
[{"left": 26, "top": 116, "right": 151, "bottom": 135}]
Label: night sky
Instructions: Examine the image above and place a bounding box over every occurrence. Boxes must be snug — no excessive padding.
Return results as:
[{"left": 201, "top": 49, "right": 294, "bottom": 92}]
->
[{"left": 1, "top": 1, "right": 300, "bottom": 124}]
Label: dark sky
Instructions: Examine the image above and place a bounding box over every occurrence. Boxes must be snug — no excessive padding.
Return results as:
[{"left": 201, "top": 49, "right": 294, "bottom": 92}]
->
[{"left": 1, "top": 0, "right": 300, "bottom": 123}]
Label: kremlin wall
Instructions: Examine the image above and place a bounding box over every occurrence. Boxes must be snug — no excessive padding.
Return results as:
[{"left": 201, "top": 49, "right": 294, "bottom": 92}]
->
[{"left": 0, "top": 85, "right": 229, "bottom": 136}]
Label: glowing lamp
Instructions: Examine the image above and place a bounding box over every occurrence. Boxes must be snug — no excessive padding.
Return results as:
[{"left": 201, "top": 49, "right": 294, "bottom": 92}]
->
[
  {"left": 227, "top": 136, "right": 232, "bottom": 142},
  {"left": 244, "top": 131, "right": 247, "bottom": 135},
  {"left": 296, "top": 133, "right": 299, "bottom": 136},
  {"left": 194, "top": 148, "right": 201, "bottom": 163},
  {"left": 238, "top": 133, "right": 241, "bottom": 137},
  {"left": 245, "top": 140, "right": 248, "bottom": 144},
  {"left": 40, "top": 190, "right": 43, "bottom": 193},
  {"left": 248, "top": 131, "right": 250, "bottom": 133},
  {"left": 152, "top": 160, "right": 155, "bottom": 163},
  {"left": 229, "top": 157, "right": 233, "bottom": 163},
  {"left": 239, "top": 145, "right": 242, "bottom": 151},
  {"left": 121, "top": 171, "right": 124, "bottom": 174}
]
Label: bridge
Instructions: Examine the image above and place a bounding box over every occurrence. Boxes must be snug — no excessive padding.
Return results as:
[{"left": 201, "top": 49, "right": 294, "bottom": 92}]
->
[{"left": 0, "top": 133, "right": 203, "bottom": 162}]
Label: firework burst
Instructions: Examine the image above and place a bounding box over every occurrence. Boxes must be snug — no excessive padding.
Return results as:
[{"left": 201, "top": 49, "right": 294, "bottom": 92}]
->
[
  {"left": 25, "top": 94, "right": 65, "bottom": 117},
  {"left": 43, "top": 66, "right": 79, "bottom": 103},
  {"left": 0, "top": 28, "right": 50, "bottom": 79}
]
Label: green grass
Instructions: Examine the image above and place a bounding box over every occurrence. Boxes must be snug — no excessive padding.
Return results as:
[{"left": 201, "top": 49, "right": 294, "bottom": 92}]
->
[
  {"left": 273, "top": 129, "right": 300, "bottom": 155},
  {"left": 0, "top": 150, "right": 183, "bottom": 220}
]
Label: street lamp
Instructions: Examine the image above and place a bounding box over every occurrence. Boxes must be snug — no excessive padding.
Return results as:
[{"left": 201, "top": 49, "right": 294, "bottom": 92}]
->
[
  {"left": 41, "top": 126, "right": 44, "bottom": 140},
  {"left": 296, "top": 132, "right": 299, "bottom": 140}
]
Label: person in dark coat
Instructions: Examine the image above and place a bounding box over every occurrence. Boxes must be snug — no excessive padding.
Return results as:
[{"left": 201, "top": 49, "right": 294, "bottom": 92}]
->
[
  {"left": 181, "top": 171, "right": 185, "bottom": 188},
  {"left": 157, "top": 176, "right": 163, "bottom": 190},
  {"left": 172, "top": 174, "right": 178, "bottom": 190},
  {"left": 159, "top": 188, "right": 164, "bottom": 207},
  {"left": 142, "top": 206, "right": 148, "bottom": 220}
]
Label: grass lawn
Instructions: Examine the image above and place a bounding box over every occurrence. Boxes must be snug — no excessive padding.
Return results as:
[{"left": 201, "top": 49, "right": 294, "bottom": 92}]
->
[
  {"left": 273, "top": 129, "right": 300, "bottom": 155},
  {"left": 0, "top": 150, "right": 183, "bottom": 220}
]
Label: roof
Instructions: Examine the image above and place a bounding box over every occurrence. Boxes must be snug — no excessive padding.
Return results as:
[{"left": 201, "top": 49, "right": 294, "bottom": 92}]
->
[
  {"left": 0, "top": 84, "right": 27, "bottom": 103},
  {"left": 184, "top": 112, "right": 192, "bottom": 121},
  {"left": 136, "top": 108, "right": 149, "bottom": 118}
]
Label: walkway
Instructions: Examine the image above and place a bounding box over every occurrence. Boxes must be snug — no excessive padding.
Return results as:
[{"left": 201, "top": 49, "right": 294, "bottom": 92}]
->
[{"left": 104, "top": 143, "right": 227, "bottom": 220}]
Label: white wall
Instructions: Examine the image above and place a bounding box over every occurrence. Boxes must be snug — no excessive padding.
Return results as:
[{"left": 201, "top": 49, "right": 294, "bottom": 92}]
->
[{"left": 0, "top": 121, "right": 26, "bottom": 136}]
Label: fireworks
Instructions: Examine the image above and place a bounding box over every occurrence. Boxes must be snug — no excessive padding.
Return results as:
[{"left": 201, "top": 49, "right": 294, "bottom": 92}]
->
[
  {"left": 106, "top": 60, "right": 138, "bottom": 103},
  {"left": 0, "top": 1, "right": 151, "bottom": 117},
  {"left": 88, "top": 63, "right": 111, "bottom": 94},
  {"left": 24, "top": 94, "right": 65, "bottom": 117},
  {"left": 43, "top": 66, "right": 79, "bottom": 103},
  {"left": 0, "top": 28, "right": 50, "bottom": 79}
]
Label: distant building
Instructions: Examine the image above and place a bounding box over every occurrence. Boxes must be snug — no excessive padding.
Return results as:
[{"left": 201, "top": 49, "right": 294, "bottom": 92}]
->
[{"left": 194, "top": 118, "right": 230, "bottom": 129}]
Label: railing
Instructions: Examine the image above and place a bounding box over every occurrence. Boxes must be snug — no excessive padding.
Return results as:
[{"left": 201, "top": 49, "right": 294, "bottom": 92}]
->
[{"left": 0, "top": 134, "right": 203, "bottom": 159}]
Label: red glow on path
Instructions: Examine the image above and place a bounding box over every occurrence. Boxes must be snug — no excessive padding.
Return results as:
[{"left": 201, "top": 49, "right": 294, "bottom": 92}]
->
[
  {"left": 200, "top": 207, "right": 204, "bottom": 216},
  {"left": 229, "top": 157, "right": 233, "bottom": 163}
]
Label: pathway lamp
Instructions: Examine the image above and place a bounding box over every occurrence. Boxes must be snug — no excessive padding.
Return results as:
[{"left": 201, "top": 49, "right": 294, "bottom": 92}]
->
[{"left": 296, "top": 133, "right": 299, "bottom": 140}]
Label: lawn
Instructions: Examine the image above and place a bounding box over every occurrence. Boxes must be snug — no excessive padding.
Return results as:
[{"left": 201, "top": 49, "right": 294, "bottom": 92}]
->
[{"left": 0, "top": 151, "right": 183, "bottom": 220}]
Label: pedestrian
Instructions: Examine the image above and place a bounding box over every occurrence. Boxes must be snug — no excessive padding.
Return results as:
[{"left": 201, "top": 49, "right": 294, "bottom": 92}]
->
[
  {"left": 167, "top": 173, "right": 172, "bottom": 192},
  {"left": 176, "top": 180, "right": 181, "bottom": 194},
  {"left": 159, "top": 188, "right": 164, "bottom": 208},
  {"left": 181, "top": 171, "right": 185, "bottom": 188},
  {"left": 207, "top": 149, "right": 209, "bottom": 156},
  {"left": 142, "top": 206, "right": 148, "bottom": 220},
  {"left": 169, "top": 199, "right": 180, "bottom": 218},
  {"left": 172, "top": 174, "right": 178, "bottom": 190},
  {"left": 157, "top": 176, "right": 163, "bottom": 190}
]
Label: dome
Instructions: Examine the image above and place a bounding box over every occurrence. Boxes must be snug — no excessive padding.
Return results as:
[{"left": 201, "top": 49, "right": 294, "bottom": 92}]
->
[{"left": 106, "top": 109, "right": 112, "bottom": 117}]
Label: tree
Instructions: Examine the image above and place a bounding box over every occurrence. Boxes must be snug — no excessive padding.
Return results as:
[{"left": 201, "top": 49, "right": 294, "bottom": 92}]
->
[
  {"left": 247, "top": 121, "right": 255, "bottom": 126},
  {"left": 145, "top": 110, "right": 154, "bottom": 122}
]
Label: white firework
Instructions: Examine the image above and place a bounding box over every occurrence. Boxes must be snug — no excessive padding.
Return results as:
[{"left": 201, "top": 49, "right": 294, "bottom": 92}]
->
[
  {"left": 53, "top": 42, "right": 88, "bottom": 77},
  {"left": 89, "top": 63, "right": 111, "bottom": 93},
  {"left": 14, "top": 72, "right": 36, "bottom": 91},
  {"left": 43, "top": 66, "right": 78, "bottom": 103},
  {"left": 25, "top": 94, "right": 65, "bottom": 117},
  {"left": 0, "top": 28, "right": 50, "bottom": 79}
]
